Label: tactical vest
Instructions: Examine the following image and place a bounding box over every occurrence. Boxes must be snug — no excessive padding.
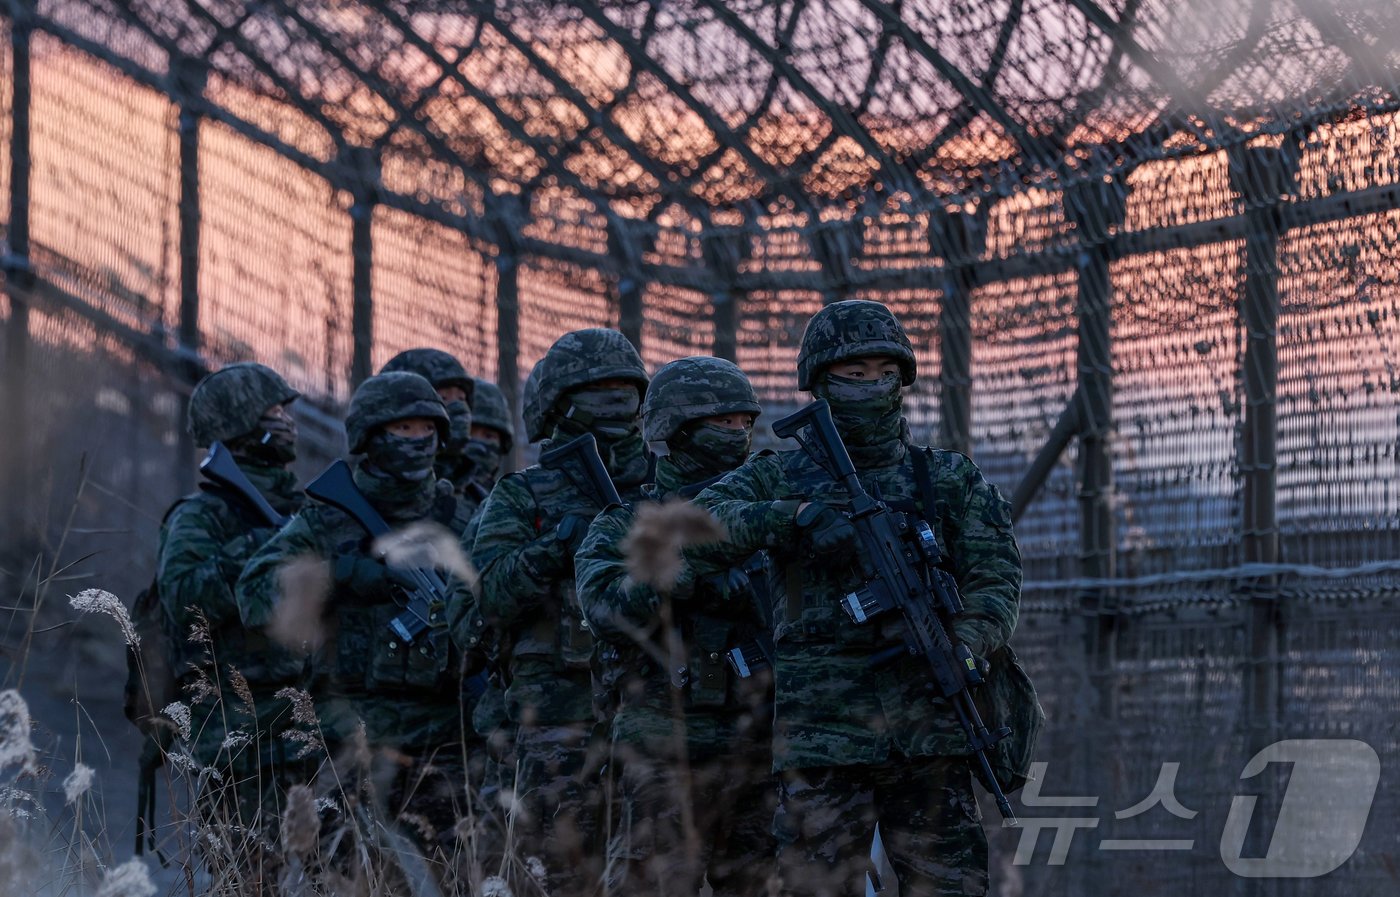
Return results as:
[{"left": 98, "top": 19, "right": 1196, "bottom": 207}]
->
[
  {"left": 320, "top": 492, "right": 461, "bottom": 698},
  {"left": 511, "top": 466, "right": 614, "bottom": 671}
]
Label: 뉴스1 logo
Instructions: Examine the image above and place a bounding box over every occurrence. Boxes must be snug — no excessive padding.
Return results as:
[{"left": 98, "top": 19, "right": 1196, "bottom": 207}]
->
[{"left": 1012, "top": 738, "right": 1381, "bottom": 877}]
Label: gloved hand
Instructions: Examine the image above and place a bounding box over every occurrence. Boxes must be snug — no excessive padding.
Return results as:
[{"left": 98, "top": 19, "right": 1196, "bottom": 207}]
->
[
  {"left": 953, "top": 621, "right": 995, "bottom": 682},
  {"left": 953, "top": 621, "right": 996, "bottom": 662},
  {"left": 520, "top": 512, "right": 595, "bottom": 580},
  {"left": 794, "top": 501, "right": 859, "bottom": 556},
  {"left": 331, "top": 554, "right": 417, "bottom": 604},
  {"left": 553, "top": 511, "right": 596, "bottom": 556}
]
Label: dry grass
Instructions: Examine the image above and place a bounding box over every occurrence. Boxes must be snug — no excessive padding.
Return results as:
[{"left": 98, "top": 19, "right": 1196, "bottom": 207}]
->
[
  {"left": 621, "top": 499, "right": 727, "bottom": 593},
  {"left": 2, "top": 586, "right": 533, "bottom": 897},
  {"left": 269, "top": 556, "right": 332, "bottom": 654}
]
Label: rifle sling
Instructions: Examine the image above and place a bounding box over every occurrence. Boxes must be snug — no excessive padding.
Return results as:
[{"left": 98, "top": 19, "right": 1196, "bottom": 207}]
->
[{"left": 909, "top": 446, "right": 964, "bottom": 578}]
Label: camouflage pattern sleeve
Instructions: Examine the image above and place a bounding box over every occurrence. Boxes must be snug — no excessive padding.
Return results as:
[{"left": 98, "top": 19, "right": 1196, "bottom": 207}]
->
[
  {"left": 470, "top": 473, "right": 557, "bottom": 627},
  {"left": 937, "top": 452, "right": 1022, "bottom": 657},
  {"left": 157, "top": 496, "right": 243, "bottom": 630},
  {"left": 461, "top": 502, "right": 485, "bottom": 561},
  {"left": 445, "top": 570, "right": 483, "bottom": 656},
  {"left": 574, "top": 505, "right": 660, "bottom": 644},
  {"left": 690, "top": 453, "right": 803, "bottom": 572},
  {"left": 235, "top": 512, "right": 328, "bottom": 629}
]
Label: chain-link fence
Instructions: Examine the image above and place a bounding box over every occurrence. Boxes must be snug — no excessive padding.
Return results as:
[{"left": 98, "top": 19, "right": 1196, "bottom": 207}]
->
[{"left": 2, "top": 2, "right": 1398, "bottom": 894}]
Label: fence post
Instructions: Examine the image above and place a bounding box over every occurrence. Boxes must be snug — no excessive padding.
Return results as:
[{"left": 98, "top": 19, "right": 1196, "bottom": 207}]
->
[
  {"left": 703, "top": 226, "right": 749, "bottom": 363},
  {"left": 495, "top": 251, "right": 520, "bottom": 466},
  {"left": 1230, "top": 143, "right": 1298, "bottom": 885},
  {"left": 930, "top": 210, "right": 984, "bottom": 455},
  {"left": 1232, "top": 146, "right": 1297, "bottom": 572},
  {"left": 3, "top": 4, "right": 35, "bottom": 545},
  {"left": 809, "top": 217, "right": 863, "bottom": 305},
  {"left": 608, "top": 218, "right": 649, "bottom": 353},
  {"left": 173, "top": 56, "right": 207, "bottom": 492},
  {"left": 1066, "top": 175, "right": 1127, "bottom": 605},
  {"left": 1064, "top": 174, "right": 1127, "bottom": 884},
  {"left": 344, "top": 146, "right": 380, "bottom": 388},
  {"left": 492, "top": 194, "right": 525, "bottom": 469}
]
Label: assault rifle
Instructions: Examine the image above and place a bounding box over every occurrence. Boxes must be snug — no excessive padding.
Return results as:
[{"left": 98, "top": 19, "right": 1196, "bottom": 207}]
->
[
  {"left": 771, "top": 399, "right": 1018, "bottom": 825},
  {"left": 201, "top": 441, "right": 291, "bottom": 528},
  {"left": 305, "top": 460, "right": 452, "bottom": 646}
]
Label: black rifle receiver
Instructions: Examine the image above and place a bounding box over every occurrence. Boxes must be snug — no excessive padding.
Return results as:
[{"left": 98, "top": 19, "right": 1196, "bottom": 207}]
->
[
  {"left": 771, "top": 399, "right": 1018, "bottom": 824},
  {"left": 539, "top": 432, "right": 624, "bottom": 509},
  {"left": 305, "top": 460, "right": 452, "bottom": 646},
  {"left": 200, "top": 441, "right": 290, "bottom": 528}
]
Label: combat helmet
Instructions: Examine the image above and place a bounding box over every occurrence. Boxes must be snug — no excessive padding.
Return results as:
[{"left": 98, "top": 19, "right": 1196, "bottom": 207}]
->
[
  {"left": 524, "top": 328, "right": 648, "bottom": 442},
  {"left": 381, "top": 348, "right": 475, "bottom": 404},
  {"left": 643, "top": 356, "right": 761, "bottom": 445},
  {"left": 188, "top": 362, "right": 300, "bottom": 447},
  {"left": 345, "top": 371, "right": 450, "bottom": 454},
  {"left": 471, "top": 379, "right": 515, "bottom": 453},
  {"left": 796, "top": 300, "right": 917, "bottom": 391}
]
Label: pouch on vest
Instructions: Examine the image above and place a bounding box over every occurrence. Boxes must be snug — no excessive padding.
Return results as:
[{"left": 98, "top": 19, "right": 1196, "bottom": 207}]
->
[
  {"left": 974, "top": 644, "right": 1045, "bottom": 793},
  {"left": 366, "top": 603, "right": 450, "bottom": 691},
  {"left": 557, "top": 585, "right": 595, "bottom": 671},
  {"left": 687, "top": 615, "right": 731, "bottom": 708}
]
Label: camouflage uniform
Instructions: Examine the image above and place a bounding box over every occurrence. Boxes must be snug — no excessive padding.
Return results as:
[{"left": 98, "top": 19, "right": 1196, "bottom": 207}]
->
[
  {"left": 158, "top": 362, "right": 309, "bottom": 830},
  {"left": 470, "top": 329, "right": 651, "bottom": 897},
  {"left": 692, "top": 301, "right": 1022, "bottom": 897},
  {"left": 382, "top": 348, "right": 485, "bottom": 533},
  {"left": 460, "top": 378, "right": 519, "bottom": 877},
  {"left": 238, "top": 372, "right": 479, "bottom": 867},
  {"left": 574, "top": 356, "right": 777, "bottom": 897},
  {"left": 465, "top": 378, "right": 514, "bottom": 499}
]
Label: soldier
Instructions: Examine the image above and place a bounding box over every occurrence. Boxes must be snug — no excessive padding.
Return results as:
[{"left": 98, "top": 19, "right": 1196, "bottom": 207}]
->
[
  {"left": 381, "top": 348, "right": 482, "bottom": 530},
  {"left": 464, "top": 378, "right": 514, "bottom": 498},
  {"left": 574, "top": 356, "right": 777, "bottom": 897},
  {"left": 158, "top": 361, "right": 307, "bottom": 837},
  {"left": 692, "top": 300, "right": 1023, "bottom": 897},
  {"left": 237, "top": 371, "right": 479, "bottom": 876},
  {"left": 464, "top": 374, "right": 530, "bottom": 881},
  {"left": 470, "top": 328, "right": 651, "bottom": 897}
]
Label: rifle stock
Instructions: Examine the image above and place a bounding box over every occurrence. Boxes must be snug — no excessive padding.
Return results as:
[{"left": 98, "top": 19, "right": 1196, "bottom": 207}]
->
[
  {"left": 200, "top": 441, "right": 290, "bottom": 528},
  {"left": 539, "top": 432, "right": 624, "bottom": 508}
]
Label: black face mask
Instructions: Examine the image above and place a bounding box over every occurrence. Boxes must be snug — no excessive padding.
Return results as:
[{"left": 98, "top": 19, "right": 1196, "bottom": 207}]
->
[
  {"left": 229, "top": 411, "right": 298, "bottom": 466},
  {"left": 668, "top": 423, "right": 752, "bottom": 481},
  {"left": 464, "top": 438, "right": 504, "bottom": 484},
  {"left": 443, "top": 399, "right": 473, "bottom": 456},
  {"left": 564, "top": 386, "right": 642, "bottom": 441},
  {"left": 817, "top": 373, "right": 904, "bottom": 446},
  {"left": 365, "top": 430, "right": 438, "bottom": 482}
]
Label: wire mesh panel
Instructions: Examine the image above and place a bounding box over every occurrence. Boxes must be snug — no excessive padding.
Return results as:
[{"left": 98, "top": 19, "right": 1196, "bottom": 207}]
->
[
  {"left": 198, "top": 118, "right": 353, "bottom": 402},
  {"left": 640, "top": 282, "right": 715, "bottom": 371},
  {"left": 1279, "top": 597, "right": 1400, "bottom": 897},
  {"left": 23, "top": 302, "right": 184, "bottom": 592},
  {"left": 738, "top": 288, "right": 824, "bottom": 413},
  {"left": 1276, "top": 210, "right": 1400, "bottom": 566},
  {"left": 517, "top": 257, "right": 615, "bottom": 376},
  {"left": 1110, "top": 240, "right": 1244, "bottom": 577},
  {"left": 371, "top": 206, "right": 499, "bottom": 381},
  {"left": 972, "top": 270, "right": 1079, "bottom": 578},
  {"left": 27, "top": 36, "right": 175, "bottom": 333}
]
